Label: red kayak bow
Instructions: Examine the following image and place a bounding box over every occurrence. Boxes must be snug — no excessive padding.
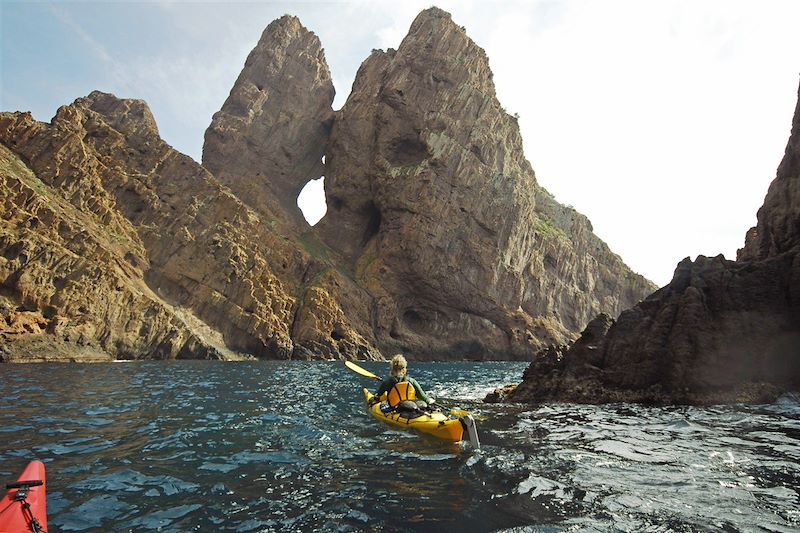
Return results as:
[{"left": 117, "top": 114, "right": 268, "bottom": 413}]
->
[{"left": 0, "top": 461, "right": 47, "bottom": 533}]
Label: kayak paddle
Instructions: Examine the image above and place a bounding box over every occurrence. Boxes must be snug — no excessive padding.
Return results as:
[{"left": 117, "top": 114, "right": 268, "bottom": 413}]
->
[
  {"left": 344, "top": 360, "right": 382, "bottom": 381},
  {"left": 449, "top": 407, "right": 472, "bottom": 418}
]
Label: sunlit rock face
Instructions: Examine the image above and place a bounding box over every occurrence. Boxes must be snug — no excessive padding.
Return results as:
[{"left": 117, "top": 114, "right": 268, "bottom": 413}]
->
[
  {"left": 314, "top": 7, "right": 655, "bottom": 359},
  {"left": 0, "top": 8, "right": 655, "bottom": 363},
  {"left": 202, "top": 15, "right": 334, "bottom": 231},
  {"left": 508, "top": 82, "right": 800, "bottom": 404},
  {"left": 0, "top": 92, "right": 380, "bottom": 362}
]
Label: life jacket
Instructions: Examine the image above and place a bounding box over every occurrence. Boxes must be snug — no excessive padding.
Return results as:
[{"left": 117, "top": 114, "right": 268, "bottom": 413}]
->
[{"left": 387, "top": 378, "right": 416, "bottom": 408}]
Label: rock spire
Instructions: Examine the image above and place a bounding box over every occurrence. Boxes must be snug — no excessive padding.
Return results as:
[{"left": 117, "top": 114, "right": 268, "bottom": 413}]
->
[
  {"left": 314, "top": 7, "right": 655, "bottom": 358},
  {"left": 203, "top": 15, "right": 334, "bottom": 230}
]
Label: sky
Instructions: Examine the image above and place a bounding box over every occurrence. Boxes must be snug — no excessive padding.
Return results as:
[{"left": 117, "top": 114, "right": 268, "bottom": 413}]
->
[{"left": 2, "top": 0, "right": 799, "bottom": 287}]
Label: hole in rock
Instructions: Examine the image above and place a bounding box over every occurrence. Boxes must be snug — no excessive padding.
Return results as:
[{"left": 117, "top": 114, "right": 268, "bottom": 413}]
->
[
  {"left": 3, "top": 242, "right": 24, "bottom": 261},
  {"left": 297, "top": 176, "right": 327, "bottom": 226},
  {"left": 115, "top": 187, "right": 146, "bottom": 217},
  {"left": 452, "top": 340, "right": 486, "bottom": 359},
  {"left": 330, "top": 330, "right": 343, "bottom": 341},
  {"left": 361, "top": 202, "right": 382, "bottom": 246}
]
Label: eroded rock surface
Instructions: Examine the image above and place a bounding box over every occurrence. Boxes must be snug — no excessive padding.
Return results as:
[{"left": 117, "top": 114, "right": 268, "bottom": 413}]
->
[
  {"left": 203, "top": 15, "right": 334, "bottom": 230},
  {"left": 0, "top": 92, "right": 379, "bottom": 362},
  {"left": 502, "top": 82, "right": 800, "bottom": 404},
  {"left": 314, "top": 8, "right": 655, "bottom": 359},
  {"left": 2, "top": 8, "right": 654, "bottom": 362}
]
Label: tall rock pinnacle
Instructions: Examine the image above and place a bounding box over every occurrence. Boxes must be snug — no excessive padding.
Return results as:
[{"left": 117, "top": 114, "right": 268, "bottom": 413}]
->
[
  {"left": 314, "top": 7, "right": 654, "bottom": 358},
  {"left": 739, "top": 82, "right": 800, "bottom": 262},
  {"left": 1, "top": 8, "right": 657, "bottom": 364},
  {"left": 203, "top": 15, "right": 334, "bottom": 229}
]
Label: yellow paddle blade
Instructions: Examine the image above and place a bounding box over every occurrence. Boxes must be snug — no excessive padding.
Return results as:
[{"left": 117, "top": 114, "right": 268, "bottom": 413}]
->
[
  {"left": 450, "top": 407, "right": 472, "bottom": 418},
  {"left": 452, "top": 408, "right": 488, "bottom": 421},
  {"left": 345, "top": 360, "right": 382, "bottom": 381}
]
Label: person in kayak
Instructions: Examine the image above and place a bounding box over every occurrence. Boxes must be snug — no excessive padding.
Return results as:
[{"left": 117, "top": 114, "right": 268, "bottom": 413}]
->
[{"left": 374, "top": 354, "right": 434, "bottom": 411}]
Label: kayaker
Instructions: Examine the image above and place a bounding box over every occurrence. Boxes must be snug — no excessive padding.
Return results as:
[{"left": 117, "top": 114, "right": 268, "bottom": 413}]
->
[{"left": 374, "top": 354, "right": 434, "bottom": 410}]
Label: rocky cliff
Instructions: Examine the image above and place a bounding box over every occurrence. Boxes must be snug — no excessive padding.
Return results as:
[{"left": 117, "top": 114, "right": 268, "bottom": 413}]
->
[
  {"left": 0, "top": 93, "right": 379, "bottom": 362},
  {"left": 310, "top": 8, "right": 654, "bottom": 359},
  {"left": 1, "top": 8, "right": 653, "bottom": 362},
  {"left": 203, "top": 15, "right": 334, "bottom": 231},
  {"left": 501, "top": 81, "right": 800, "bottom": 404}
]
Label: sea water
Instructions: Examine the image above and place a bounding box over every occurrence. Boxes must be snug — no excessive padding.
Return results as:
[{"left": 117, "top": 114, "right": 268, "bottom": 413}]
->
[{"left": 0, "top": 361, "right": 797, "bottom": 532}]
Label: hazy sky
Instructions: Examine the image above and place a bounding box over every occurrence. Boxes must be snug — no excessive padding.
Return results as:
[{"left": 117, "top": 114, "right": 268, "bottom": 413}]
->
[{"left": 2, "top": 0, "right": 799, "bottom": 287}]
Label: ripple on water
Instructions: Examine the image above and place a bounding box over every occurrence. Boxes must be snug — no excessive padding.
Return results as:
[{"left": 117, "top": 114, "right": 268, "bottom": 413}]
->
[
  {"left": 56, "top": 495, "right": 132, "bottom": 532},
  {"left": 124, "top": 504, "right": 202, "bottom": 531},
  {"left": 1, "top": 361, "right": 797, "bottom": 532},
  {"left": 73, "top": 469, "right": 200, "bottom": 496},
  {"left": 592, "top": 439, "right": 674, "bottom": 464},
  {"left": 0, "top": 424, "right": 33, "bottom": 433},
  {"left": 142, "top": 429, "right": 196, "bottom": 452},
  {"left": 34, "top": 437, "right": 118, "bottom": 456}
]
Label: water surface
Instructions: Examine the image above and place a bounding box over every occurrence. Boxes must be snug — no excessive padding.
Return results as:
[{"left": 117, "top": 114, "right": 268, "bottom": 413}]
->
[{"left": 1, "top": 361, "right": 797, "bottom": 532}]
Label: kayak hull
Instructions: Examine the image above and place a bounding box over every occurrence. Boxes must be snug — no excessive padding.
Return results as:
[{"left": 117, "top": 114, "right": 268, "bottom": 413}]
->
[
  {"left": 363, "top": 388, "right": 464, "bottom": 442},
  {"left": 0, "top": 460, "right": 47, "bottom": 533}
]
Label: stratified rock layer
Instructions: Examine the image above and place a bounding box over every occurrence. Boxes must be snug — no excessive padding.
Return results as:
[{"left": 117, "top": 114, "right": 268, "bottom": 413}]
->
[
  {"left": 314, "top": 8, "right": 654, "bottom": 359},
  {"left": 0, "top": 92, "right": 379, "bottom": 362},
  {"left": 505, "top": 82, "right": 800, "bottom": 404}
]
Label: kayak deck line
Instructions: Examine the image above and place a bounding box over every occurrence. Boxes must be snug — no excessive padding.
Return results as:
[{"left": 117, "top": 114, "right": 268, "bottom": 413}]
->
[{"left": 0, "top": 461, "right": 47, "bottom": 533}]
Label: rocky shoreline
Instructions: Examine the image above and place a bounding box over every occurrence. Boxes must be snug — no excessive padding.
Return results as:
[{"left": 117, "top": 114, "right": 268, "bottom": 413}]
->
[{"left": 5, "top": 7, "right": 794, "bottom": 406}]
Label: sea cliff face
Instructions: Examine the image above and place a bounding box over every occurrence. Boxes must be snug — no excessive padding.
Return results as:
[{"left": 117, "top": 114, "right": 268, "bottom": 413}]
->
[
  {"left": 0, "top": 8, "right": 653, "bottom": 362},
  {"left": 0, "top": 94, "right": 379, "bottom": 362},
  {"left": 500, "top": 82, "right": 800, "bottom": 404},
  {"left": 310, "top": 8, "right": 654, "bottom": 360}
]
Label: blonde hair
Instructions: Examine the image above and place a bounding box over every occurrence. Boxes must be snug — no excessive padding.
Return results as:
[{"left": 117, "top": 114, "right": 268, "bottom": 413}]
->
[{"left": 390, "top": 354, "right": 407, "bottom": 377}]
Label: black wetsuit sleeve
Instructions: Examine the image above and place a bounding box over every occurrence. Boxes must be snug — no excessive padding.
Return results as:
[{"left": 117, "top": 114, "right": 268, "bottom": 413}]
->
[{"left": 376, "top": 378, "right": 394, "bottom": 397}]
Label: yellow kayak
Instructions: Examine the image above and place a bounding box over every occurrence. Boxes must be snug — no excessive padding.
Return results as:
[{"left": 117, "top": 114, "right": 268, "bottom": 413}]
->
[{"left": 362, "top": 388, "right": 480, "bottom": 447}]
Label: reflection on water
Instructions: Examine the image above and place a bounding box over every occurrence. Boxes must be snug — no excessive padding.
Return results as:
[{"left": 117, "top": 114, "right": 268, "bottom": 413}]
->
[{"left": 0, "top": 361, "right": 798, "bottom": 532}]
